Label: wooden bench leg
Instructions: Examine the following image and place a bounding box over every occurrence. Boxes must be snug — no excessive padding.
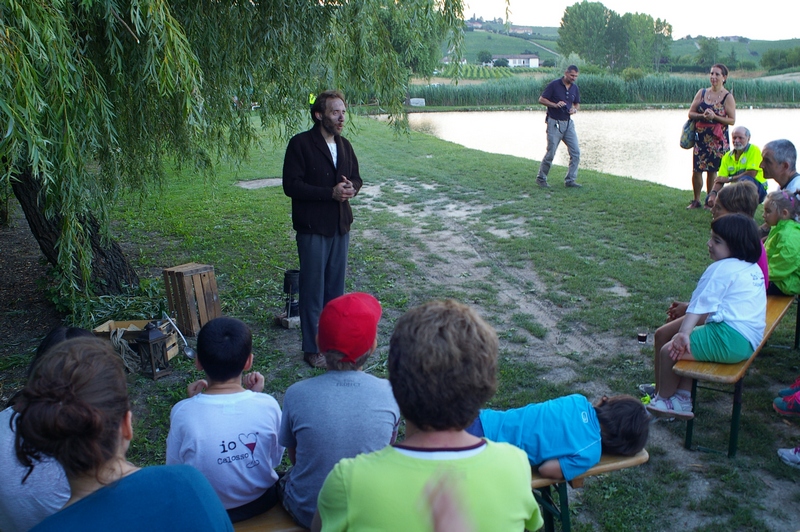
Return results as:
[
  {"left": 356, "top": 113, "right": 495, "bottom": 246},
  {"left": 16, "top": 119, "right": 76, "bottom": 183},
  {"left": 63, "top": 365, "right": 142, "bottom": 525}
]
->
[
  {"left": 532, "top": 483, "right": 572, "bottom": 532},
  {"left": 533, "top": 486, "right": 557, "bottom": 532},
  {"left": 794, "top": 297, "right": 799, "bottom": 350},
  {"left": 556, "top": 482, "right": 571, "bottom": 532},
  {"left": 685, "top": 379, "right": 698, "bottom": 450},
  {"left": 729, "top": 380, "right": 743, "bottom": 458}
]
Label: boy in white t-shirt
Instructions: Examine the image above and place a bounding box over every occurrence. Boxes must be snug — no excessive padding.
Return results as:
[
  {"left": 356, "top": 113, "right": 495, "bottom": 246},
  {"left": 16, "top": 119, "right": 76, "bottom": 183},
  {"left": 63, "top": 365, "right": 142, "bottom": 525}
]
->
[{"left": 166, "top": 317, "right": 284, "bottom": 523}]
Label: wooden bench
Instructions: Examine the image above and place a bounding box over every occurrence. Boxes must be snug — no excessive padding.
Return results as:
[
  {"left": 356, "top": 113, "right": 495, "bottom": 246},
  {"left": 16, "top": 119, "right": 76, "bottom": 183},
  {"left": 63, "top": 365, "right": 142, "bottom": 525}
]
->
[
  {"left": 231, "top": 451, "right": 649, "bottom": 532},
  {"left": 233, "top": 504, "right": 306, "bottom": 532},
  {"left": 673, "top": 295, "right": 797, "bottom": 457},
  {"left": 531, "top": 449, "right": 650, "bottom": 532}
]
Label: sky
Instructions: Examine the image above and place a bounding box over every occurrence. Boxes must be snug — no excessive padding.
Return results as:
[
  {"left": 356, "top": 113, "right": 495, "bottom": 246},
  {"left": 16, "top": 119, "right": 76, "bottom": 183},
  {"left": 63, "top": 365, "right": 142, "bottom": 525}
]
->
[{"left": 465, "top": 0, "right": 798, "bottom": 42}]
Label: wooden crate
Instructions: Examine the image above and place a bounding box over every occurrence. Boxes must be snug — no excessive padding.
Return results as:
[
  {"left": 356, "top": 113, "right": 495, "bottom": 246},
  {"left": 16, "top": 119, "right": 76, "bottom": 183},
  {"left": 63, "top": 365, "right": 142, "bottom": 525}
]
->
[
  {"left": 163, "top": 263, "right": 222, "bottom": 337},
  {"left": 93, "top": 319, "right": 179, "bottom": 360}
]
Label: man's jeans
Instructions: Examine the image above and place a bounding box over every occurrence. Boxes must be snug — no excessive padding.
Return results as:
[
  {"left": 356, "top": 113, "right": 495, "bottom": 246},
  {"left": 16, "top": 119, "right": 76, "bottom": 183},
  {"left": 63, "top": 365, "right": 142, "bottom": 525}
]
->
[{"left": 536, "top": 117, "right": 580, "bottom": 183}]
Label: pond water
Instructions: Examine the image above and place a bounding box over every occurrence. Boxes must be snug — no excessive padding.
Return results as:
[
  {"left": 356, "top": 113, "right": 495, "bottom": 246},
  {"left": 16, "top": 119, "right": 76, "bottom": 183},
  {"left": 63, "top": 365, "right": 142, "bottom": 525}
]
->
[{"left": 406, "top": 108, "right": 800, "bottom": 191}]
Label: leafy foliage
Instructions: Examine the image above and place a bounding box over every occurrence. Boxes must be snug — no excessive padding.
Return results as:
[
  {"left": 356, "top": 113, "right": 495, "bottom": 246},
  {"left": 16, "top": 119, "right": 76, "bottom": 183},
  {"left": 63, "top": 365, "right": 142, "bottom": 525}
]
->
[
  {"left": 558, "top": 1, "right": 672, "bottom": 71},
  {"left": 621, "top": 67, "right": 646, "bottom": 82},
  {"left": 0, "top": 0, "right": 466, "bottom": 300},
  {"left": 558, "top": 1, "right": 612, "bottom": 66},
  {"left": 761, "top": 46, "right": 800, "bottom": 71},
  {"left": 696, "top": 36, "right": 721, "bottom": 67}
]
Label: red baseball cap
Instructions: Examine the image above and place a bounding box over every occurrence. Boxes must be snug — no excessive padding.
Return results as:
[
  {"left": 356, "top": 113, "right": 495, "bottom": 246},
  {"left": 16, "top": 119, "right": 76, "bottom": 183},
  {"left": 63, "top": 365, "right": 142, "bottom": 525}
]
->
[{"left": 318, "top": 293, "right": 382, "bottom": 363}]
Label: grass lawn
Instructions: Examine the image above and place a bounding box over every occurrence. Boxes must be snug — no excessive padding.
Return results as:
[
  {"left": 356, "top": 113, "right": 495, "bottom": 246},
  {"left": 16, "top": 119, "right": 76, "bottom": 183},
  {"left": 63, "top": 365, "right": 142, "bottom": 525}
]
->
[{"left": 5, "top": 114, "right": 800, "bottom": 531}]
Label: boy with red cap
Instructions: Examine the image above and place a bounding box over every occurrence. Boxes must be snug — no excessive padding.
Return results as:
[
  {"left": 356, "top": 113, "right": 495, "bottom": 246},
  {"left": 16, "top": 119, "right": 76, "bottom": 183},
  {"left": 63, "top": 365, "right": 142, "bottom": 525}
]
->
[{"left": 277, "top": 292, "right": 400, "bottom": 528}]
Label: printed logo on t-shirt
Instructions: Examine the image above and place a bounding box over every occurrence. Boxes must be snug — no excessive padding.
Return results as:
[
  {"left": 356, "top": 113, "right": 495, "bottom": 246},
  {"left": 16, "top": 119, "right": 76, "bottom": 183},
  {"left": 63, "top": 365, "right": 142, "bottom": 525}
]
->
[
  {"left": 581, "top": 411, "right": 589, "bottom": 423},
  {"left": 217, "top": 432, "right": 261, "bottom": 468}
]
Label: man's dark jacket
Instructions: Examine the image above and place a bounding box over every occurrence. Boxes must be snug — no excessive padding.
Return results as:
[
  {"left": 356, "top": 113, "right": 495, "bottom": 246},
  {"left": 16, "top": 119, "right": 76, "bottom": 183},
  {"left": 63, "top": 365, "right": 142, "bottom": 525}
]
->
[{"left": 282, "top": 125, "right": 362, "bottom": 236}]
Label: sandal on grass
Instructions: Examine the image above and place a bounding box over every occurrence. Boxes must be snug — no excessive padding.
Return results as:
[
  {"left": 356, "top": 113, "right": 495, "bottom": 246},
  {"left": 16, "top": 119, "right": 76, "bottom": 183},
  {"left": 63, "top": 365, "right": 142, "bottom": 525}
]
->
[{"left": 686, "top": 200, "right": 702, "bottom": 210}]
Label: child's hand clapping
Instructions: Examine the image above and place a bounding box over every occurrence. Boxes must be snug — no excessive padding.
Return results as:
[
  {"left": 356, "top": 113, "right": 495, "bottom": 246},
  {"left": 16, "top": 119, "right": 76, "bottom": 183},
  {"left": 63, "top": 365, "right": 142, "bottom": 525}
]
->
[
  {"left": 666, "top": 302, "right": 688, "bottom": 322},
  {"left": 243, "top": 372, "right": 265, "bottom": 393},
  {"left": 187, "top": 379, "right": 208, "bottom": 397}
]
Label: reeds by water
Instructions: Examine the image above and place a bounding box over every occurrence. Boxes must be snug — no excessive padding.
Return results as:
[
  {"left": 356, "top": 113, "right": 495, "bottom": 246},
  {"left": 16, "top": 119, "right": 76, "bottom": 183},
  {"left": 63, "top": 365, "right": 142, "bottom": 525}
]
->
[{"left": 411, "top": 74, "right": 800, "bottom": 106}]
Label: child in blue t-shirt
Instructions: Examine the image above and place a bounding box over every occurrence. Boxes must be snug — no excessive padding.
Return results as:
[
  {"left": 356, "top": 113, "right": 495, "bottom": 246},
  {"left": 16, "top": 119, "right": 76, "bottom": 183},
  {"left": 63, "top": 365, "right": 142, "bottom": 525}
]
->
[{"left": 466, "top": 394, "right": 649, "bottom": 481}]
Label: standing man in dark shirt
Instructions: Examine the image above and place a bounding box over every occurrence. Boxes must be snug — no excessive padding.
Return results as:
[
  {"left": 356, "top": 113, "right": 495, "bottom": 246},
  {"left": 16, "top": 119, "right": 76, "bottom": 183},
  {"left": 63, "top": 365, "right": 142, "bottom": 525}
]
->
[
  {"left": 536, "top": 65, "right": 582, "bottom": 188},
  {"left": 282, "top": 90, "right": 362, "bottom": 368}
]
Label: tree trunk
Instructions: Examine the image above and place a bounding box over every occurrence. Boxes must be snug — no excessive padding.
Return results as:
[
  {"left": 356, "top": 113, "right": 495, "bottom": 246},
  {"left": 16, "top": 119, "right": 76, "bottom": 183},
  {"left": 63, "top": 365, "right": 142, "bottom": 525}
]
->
[{"left": 11, "top": 168, "right": 139, "bottom": 295}]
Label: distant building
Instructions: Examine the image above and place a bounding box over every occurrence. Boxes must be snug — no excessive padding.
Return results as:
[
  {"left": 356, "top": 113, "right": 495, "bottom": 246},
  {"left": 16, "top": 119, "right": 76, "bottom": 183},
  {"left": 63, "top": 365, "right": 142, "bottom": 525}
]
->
[
  {"left": 492, "top": 54, "right": 540, "bottom": 68},
  {"left": 509, "top": 25, "right": 533, "bottom": 35},
  {"left": 441, "top": 55, "right": 468, "bottom": 65}
]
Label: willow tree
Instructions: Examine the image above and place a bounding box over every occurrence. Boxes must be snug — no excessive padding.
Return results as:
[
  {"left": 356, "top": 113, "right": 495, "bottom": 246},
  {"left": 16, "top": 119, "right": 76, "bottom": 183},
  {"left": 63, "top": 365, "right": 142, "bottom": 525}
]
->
[{"left": 1, "top": 0, "right": 464, "bottom": 298}]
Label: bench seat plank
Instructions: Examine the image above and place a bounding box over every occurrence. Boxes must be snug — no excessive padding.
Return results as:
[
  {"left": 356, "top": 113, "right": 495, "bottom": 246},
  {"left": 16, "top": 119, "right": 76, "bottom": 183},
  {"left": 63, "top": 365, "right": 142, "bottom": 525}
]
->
[
  {"left": 673, "top": 295, "right": 794, "bottom": 384},
  {"left": 233, "top": 505, "right": 306, "bottom": 532},
  {"left": 530, "top": 449, "right": 649, "bottom": 489},
  {"left": 531, "top": 450, "right": 649, "bottom": 532},
  {"left": 670, "top": 295, "right": 795, "bottom": 457}
]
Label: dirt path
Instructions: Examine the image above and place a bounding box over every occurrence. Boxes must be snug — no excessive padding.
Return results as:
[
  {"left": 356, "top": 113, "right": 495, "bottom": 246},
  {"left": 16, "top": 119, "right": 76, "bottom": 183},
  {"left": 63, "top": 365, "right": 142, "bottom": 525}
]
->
[
  {"left": 352, "top": 176, "right": 800, "bottom": 532},
  {"left": 524, "top": 39, "right": 559, "bottom": 57},
  {"left": 356, "top": 177, "right": 634, "bottom": 387}
]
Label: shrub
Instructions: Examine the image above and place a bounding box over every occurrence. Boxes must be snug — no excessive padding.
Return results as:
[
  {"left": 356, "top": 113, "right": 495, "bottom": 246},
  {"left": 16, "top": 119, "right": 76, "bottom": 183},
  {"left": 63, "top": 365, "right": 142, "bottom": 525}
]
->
[{"left": 622, "top": 67, "right": 646, "bottom": 82}]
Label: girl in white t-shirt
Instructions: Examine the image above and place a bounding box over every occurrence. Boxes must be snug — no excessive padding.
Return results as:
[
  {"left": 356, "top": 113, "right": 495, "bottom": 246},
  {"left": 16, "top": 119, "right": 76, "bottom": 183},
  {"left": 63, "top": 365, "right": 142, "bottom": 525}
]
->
[{"left": 647, "top": 214, "right": 766, "bottom": 420}]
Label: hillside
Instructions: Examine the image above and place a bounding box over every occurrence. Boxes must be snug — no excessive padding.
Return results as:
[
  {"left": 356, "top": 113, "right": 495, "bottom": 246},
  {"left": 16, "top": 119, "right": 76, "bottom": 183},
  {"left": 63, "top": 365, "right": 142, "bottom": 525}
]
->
[
  {"left": 671, "top": 36, "right": 800, "bottom": 65},
  {"left": 463, "top": 30, "right": 559, "bottom": 63},
  {"left": 463, "top": 28, "right": 800, "bottom": 68}
]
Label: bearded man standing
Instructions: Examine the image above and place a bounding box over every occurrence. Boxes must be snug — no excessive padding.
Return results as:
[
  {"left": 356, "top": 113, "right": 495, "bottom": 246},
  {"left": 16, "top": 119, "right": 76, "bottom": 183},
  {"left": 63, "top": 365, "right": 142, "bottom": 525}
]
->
[{"left": 283, "top": 90, "right": 362, "bottom": 368}]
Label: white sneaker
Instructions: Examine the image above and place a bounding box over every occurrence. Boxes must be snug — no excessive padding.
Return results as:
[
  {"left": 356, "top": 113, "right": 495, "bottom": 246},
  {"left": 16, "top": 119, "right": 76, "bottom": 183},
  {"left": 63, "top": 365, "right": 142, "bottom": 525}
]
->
[
  {"left": 777, "top": 446, "right": 800, "bottom": 469},
  {"left": 646, "top": 393, "right": 694, "bottom": 420}
]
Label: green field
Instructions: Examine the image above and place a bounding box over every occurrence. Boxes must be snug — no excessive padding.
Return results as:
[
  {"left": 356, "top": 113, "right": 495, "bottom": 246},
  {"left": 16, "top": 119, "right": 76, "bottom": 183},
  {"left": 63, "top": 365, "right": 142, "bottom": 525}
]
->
[
  {"left": 441, "top": 64, "right": 515, "bottom": 80},
  {"left": 463, "top": 30, "right": 559, "bottom": 64}
]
